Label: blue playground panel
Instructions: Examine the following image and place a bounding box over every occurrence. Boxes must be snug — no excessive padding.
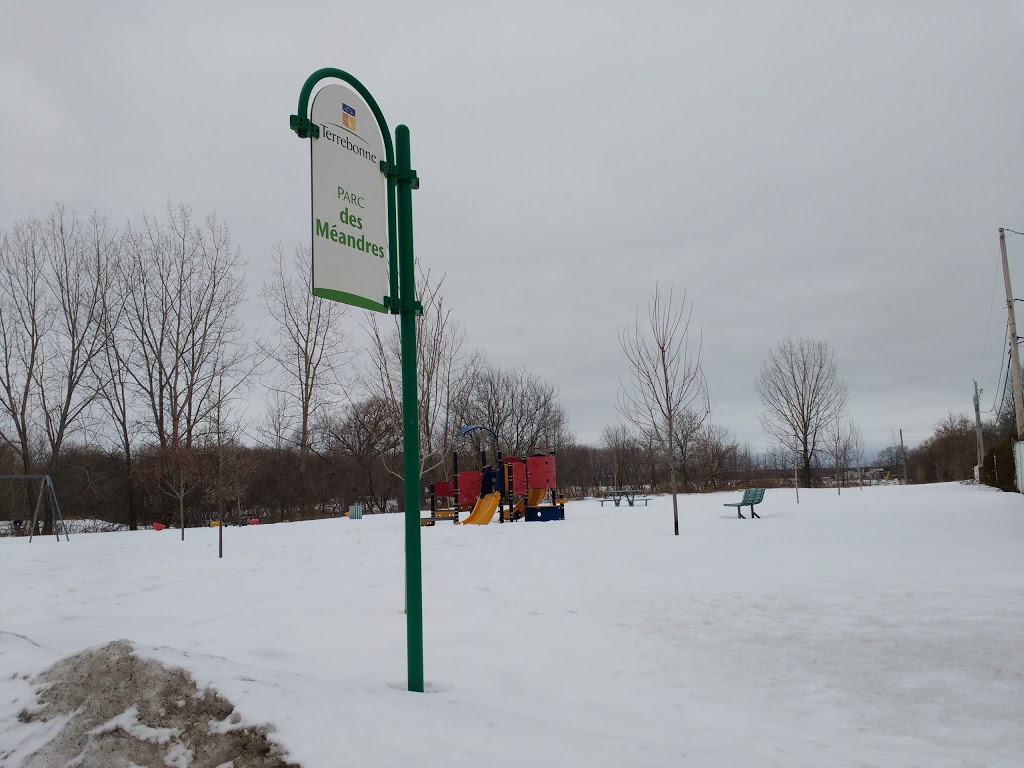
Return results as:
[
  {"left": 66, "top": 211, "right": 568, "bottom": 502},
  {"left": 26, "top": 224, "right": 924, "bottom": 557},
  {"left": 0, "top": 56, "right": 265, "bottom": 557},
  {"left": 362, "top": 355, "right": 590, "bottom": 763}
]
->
[{"left": 525, "top": 506, "right": 565, "bottom": 522}]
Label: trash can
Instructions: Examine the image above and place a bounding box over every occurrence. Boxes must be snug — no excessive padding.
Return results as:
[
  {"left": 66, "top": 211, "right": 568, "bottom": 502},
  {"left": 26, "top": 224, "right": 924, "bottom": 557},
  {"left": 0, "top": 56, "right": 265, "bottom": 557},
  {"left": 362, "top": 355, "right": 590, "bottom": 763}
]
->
[{"left": 348, "top": 504, "right": 363, "bottom": 520}]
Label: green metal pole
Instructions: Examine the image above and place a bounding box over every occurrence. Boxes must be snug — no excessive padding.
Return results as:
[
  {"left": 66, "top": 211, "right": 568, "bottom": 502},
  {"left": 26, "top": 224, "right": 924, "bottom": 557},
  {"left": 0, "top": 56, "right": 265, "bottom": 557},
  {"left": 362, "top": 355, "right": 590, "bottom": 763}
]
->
[
  {"left": 396, "top": 124, "right": 424, "bottom": 693},
  {"left": 387, "top": 174, "right": 399, "bottom": 305},
  {"left": 290, "top": 70, "right": 421, "bottom": 690}
]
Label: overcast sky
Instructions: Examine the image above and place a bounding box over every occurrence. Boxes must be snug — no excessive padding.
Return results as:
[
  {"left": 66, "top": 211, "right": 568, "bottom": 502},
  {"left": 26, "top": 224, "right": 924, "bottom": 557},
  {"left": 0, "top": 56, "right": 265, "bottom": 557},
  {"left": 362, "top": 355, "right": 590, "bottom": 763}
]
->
[{"left": 2, "top": 1, "right": 1023, "bottom": 455}]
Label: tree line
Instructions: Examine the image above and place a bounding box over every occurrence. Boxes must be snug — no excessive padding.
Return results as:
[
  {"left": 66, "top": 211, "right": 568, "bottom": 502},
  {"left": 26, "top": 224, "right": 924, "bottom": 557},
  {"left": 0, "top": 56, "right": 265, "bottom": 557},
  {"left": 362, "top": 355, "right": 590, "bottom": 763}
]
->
[
  {"left": 0, "top": 205, "right": 583, "bottom": 531},
  {"left": 891, "top": 394, "right": 1020, "bottom": 490},
  {"left": 616, "top": 284, "right": 867, "bottom": 535},
  {"left": 3, "top": 203, "right": 974, "bottom": 535}
]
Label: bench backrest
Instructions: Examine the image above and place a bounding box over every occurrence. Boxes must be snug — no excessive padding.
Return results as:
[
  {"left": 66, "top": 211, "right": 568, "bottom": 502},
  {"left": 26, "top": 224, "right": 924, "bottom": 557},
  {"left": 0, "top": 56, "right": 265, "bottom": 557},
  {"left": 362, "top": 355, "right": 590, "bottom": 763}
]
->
[{"left": 742, "top": 488, "right": 765, "bottom": 504}]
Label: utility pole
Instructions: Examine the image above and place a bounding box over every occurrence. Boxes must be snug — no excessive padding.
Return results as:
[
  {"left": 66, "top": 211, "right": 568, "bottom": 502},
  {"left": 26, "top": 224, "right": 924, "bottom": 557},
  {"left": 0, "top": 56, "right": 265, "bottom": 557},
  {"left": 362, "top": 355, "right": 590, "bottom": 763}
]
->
[
  {"left": 899, "top": 429, "right": 908, "bottom": 485},
  {"left": 973, "top": 380, "right": 985, "bottom": 477},
  {"left": 999, "top": 228, "right": 1024, "bottom": 439}
]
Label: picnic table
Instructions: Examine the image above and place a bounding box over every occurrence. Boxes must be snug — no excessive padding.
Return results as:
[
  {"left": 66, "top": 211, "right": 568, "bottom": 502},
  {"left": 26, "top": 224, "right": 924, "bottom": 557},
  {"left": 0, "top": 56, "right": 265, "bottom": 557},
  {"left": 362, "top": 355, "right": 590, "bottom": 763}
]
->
[{"left": 599, "top": 489, "right": 651, "bottom": 507}]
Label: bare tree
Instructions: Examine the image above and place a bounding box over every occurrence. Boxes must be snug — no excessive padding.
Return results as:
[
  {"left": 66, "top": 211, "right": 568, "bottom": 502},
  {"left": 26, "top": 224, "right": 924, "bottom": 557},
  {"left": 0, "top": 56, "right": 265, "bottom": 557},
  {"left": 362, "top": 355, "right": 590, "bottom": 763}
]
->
[
  {"left": 253, "top": 391, "right": 300, "bottom": 520},
  {"left": 0, "top": 217, "right": 48, "bottom": 482},
  {"left": 259, "top": 243, "right": 349, "bottom": 517},
  {"left": 909, "top": 414, "right": 976, "bottom": 483},
  {"left": 877, "top": 439, "right": 905, "bottom": 482},
  {"left": 205, "top": 368, "right": 254, "bottom": 523},
  {"left": 552, "top": 442, "right": 603, "bottom": 498},
  {"left": 0, "top": 207, "right": 115, "bottom": 533},
  {"left": 320, "top": 396, "right": 401, "bottom": 514},
  {"left": 600, "top": 424, "right": 635, "bottom": 489},
  {"left": 121, "top": 205, "right": 248, "bottom": 451},
  {"left": 823, "top": 416, "right": 854, "bottom": 494},
  {"left": 136, "top": 443, "right": 205, "bottom": 537},
  {"left": 694, "top": 423, "right": 739, "bottom": 490},
  {"left": 673, "top": 408, "right": 708, "bottom": 490},
  {"left": 466, "top": 364, "right": 571, "bottom": 458},
  {"left": 362, "top": 269, "right": 479, "bottom": 487},
  {"left": 617, "top": 285, "right": 709, "bottom": 536},
  {"left": 119, "top": 204, "right": 249, "bottom": 529},
  {"left": 848, "top": 421, "right": 865, "bottom": 489},
  {"left": 94, "top": 223, "right": 141, "bottom": 528},
  {"left": 755, "top": 337, "right": 847, "bottom": 487},
  {"left": 37, "top": 208, "right": 115, "bottom": 476},
  {"left": 259, "top": 391, "right": 293, "bottom": 452}
]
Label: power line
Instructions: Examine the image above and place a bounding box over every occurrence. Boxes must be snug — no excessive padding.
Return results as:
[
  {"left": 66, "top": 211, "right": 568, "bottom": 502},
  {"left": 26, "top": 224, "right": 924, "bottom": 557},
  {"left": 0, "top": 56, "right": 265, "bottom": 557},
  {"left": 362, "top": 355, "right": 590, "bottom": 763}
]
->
[
  {"left": 1003, "top": 355, "right": 1013, "bottom": 418},
  {"left": 994, "top": 355, "right": 1008, "bottom": 421},
  {"left": 994, "top": 326, "right": 1010, "bottom": 415},
  {"left": 979, "top": 247, "right": 1003, "bottom": 378},
  {"left": 993, "top": 319, "right": 1009, "bottom": 409}
]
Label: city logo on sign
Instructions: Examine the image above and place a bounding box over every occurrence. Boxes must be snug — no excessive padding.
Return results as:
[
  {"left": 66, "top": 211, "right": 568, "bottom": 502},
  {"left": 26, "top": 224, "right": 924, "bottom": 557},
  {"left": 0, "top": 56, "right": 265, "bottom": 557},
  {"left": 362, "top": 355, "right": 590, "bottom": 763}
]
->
[{"left": 342, "top": 103, "right": 356, "bottom": 131}]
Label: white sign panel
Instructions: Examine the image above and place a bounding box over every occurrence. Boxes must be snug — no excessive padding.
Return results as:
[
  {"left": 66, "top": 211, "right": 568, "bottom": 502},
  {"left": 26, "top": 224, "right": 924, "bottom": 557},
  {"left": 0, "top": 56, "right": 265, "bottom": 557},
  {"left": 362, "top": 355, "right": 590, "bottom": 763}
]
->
[{"left": 310, "top": 84, "right": 389, "bottom": 312}]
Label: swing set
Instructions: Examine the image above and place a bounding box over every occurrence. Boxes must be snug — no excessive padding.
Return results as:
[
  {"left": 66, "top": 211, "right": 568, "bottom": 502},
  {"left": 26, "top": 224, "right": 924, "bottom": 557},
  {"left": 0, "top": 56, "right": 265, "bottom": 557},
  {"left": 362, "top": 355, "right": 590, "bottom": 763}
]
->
[{"left": 0, "top": 474, "right": 69, "bottom": 542}]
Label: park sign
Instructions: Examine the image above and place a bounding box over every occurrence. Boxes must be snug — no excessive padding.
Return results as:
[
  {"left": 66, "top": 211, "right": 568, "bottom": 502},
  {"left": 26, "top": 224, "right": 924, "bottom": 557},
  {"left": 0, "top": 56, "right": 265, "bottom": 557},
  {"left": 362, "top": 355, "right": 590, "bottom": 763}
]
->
[
  {"left": 291, "top": 68, "right": 423, "bottom": 693},
  {"left": 310, "top": 83, "right": 388, "bottom": 312}
]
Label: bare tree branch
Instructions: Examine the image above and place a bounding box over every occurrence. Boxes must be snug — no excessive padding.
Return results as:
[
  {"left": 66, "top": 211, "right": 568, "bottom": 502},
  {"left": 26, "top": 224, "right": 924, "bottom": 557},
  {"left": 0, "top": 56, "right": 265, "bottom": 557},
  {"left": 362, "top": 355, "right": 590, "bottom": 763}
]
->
[
  {"left": 258, "top": 243, "right": 349, "bottom": 517},
  {"left": 754, "top": 337, "right": 847, "bottom": 486},
  {"left": 617, "top": 284, "right": 709, "bottom": 535}
]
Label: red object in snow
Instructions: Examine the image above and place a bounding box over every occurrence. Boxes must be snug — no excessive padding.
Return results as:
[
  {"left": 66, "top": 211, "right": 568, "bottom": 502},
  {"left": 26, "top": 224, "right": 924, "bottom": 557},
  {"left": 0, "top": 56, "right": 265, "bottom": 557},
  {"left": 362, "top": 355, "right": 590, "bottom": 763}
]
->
[
  {"left": 152, "top": 523, "right": 165, "bottom": 531},
  {"left": 247, "top": 518, "right": 260, "bottom": 525}
]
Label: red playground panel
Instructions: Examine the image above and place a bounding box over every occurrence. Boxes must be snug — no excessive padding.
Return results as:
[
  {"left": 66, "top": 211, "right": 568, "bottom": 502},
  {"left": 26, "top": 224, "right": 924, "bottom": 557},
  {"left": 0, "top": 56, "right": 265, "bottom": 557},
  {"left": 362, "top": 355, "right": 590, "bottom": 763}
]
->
[
  {"left": 432, "top": 480, "right": 454, "bottom": 498},
  {"left": 503, "top": 457, "right": 527, "bottom": 496},
  {"left": 526, "top": 454, "right": 556, "bottom": 489},
  {"left": 457, "top": 471, "right": 482, "bottom": 507}
]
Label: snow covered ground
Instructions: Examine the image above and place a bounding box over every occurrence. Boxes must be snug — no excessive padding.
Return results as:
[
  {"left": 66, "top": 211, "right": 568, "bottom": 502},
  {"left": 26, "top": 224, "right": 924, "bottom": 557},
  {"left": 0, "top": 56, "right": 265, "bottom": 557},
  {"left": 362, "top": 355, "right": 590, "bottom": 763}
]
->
[{"left": 1, "top": 483, "right": 1022, "bottom": 767}]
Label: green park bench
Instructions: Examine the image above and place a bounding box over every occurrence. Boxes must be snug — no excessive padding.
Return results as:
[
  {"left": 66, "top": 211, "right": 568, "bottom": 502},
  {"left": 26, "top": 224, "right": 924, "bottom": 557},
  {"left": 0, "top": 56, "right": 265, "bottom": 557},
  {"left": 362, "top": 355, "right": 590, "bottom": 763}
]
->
[{"left": 723, "top": 487, "right": 765, "bottom": 519}]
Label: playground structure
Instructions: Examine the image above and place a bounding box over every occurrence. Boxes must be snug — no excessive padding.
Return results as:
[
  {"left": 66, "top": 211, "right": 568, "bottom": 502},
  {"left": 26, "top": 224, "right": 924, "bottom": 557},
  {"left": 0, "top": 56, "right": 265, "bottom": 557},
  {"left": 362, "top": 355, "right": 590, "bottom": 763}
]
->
[
  {"left": 422, "top": 426, "right": 566, "bottom": 527},
  {"left": 0, "top": 474, "right": 68, "bottom": 542}
]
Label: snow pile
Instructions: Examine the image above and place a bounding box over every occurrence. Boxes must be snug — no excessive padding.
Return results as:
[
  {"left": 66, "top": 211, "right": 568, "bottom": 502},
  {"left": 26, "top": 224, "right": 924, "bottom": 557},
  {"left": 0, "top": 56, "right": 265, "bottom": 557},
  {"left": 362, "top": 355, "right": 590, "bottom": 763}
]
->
[{"left": 8, "top": 639, "right": 294, "bottom": 768}]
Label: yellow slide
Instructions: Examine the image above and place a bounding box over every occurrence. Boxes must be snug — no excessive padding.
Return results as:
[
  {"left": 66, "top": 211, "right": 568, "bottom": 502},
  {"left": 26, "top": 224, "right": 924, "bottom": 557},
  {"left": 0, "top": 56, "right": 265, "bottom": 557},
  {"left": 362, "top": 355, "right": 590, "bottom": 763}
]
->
[
  {"left": 504, "top": 499, "right": 524, "bottom": 521},
  {"left": 527, "top": 488, "right": 548, "bottom": 507},
  {"left": 459, "top": 492, "right": 502, "bottom": 525},
  {"left": 504, "top": 491, "right": 545, "bottom": 520}
]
